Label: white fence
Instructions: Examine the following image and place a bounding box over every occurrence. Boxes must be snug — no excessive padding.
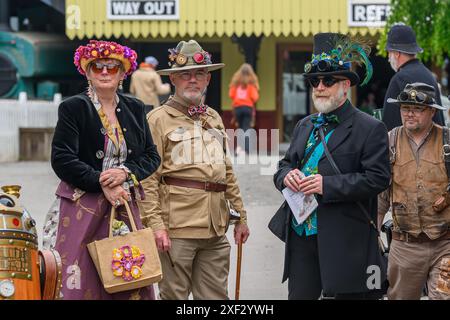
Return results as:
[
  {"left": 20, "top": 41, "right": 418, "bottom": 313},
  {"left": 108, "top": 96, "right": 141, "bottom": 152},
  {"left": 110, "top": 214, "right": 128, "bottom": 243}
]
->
[{"left": 0, "top": 97, "right": 59, "bottom": 162}]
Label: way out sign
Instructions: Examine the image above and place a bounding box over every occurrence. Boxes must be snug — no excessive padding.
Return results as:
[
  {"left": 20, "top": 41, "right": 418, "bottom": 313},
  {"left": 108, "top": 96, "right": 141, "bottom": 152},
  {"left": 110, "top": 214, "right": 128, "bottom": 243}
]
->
[
  {"left": 348, "top": 0, "right": 391, "bottom": 27},
  {"left": 107, "top": 0, "right": 179, "bottom": 20}
]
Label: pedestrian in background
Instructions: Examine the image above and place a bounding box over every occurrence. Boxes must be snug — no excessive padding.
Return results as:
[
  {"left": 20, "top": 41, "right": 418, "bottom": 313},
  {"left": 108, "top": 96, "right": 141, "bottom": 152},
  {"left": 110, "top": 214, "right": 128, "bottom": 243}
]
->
[
  {"left": 44, "top": 40, "right": 160, "bottom": 300},
  {"left": 229, "top": 63, "right": 260, "bottom": 154},
  {"left": 130, "top": 56, "right": 171, "bottom": 112},
  {"left": 382, "top": 23, "right": 444, "bottom": 130}
]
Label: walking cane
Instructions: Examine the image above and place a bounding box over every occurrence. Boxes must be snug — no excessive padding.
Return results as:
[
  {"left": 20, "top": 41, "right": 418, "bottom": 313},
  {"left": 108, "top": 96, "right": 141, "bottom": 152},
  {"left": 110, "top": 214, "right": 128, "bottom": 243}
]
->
[{"left": 235, "top": 242, "right": 243, "bottom": 300}]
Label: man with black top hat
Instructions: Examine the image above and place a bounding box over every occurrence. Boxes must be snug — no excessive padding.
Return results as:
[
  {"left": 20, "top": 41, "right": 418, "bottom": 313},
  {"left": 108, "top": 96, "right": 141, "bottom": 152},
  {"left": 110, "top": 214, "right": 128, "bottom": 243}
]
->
[
  {"left": 139, "top": 40, "right": 249, "bottom": 300},
  {"left": 272, "top": 33, "right": 390, "bottom": 299},
  {"left": 382, "top": 23, "right": 444, "bottom": 130},
  {"left": 378, "top": 83, "right": 450, "bottom": 300}
]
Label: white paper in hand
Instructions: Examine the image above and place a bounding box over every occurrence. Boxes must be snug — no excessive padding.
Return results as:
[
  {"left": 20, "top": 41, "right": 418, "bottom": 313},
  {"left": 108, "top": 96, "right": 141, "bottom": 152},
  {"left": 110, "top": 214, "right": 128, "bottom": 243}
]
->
[{"left": 282, "top": 177, "right": 318, "bottom": 225}]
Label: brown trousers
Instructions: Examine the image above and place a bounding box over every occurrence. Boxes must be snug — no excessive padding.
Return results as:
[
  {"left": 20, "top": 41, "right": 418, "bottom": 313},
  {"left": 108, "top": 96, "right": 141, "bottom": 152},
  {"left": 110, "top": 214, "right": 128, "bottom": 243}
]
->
[
  {"left": 387, "top": 238, "right": 450, "bottom": 300},
  {"left": 158, "top": 236, "right": 231, "bottom": 300}
]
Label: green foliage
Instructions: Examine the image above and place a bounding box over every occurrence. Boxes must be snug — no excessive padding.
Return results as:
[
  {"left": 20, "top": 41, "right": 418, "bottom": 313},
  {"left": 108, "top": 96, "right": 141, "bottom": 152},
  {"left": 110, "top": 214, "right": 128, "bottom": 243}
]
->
[{"left": 377, "top": 0, "right": 450, "bottom": 66}]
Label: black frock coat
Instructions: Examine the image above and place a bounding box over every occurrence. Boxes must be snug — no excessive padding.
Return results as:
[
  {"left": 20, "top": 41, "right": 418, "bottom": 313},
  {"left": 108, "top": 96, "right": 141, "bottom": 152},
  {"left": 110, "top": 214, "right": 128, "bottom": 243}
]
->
[{"left": 273, "top": 100, "right": 390, "bottom": 294}]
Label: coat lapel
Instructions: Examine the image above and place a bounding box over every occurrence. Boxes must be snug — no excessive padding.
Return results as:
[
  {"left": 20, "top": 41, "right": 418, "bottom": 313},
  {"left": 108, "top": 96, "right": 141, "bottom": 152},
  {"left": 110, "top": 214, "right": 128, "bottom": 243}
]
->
[
  {"left": 319, "top": 104, "right": 357, "bottom": 161},
  {"left": 295, "top": 120, "right": 314, "bottom": 162}
]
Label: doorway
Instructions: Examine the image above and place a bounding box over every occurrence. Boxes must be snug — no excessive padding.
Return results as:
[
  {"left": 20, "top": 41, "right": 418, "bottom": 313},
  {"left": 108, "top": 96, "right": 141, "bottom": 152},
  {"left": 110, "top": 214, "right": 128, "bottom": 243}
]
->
[{"left": 277, "top": 44, "right": 313, "bottom": 142}]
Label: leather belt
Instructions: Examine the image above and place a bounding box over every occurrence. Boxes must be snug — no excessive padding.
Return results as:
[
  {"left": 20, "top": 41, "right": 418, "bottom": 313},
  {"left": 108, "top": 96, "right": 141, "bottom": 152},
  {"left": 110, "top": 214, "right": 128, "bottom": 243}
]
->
[
  {"left": 392, "top": 230, "right": 450, "bottom": 243},
  {"left": 162, "top": 176, "right": 227, "bottom": 192}
]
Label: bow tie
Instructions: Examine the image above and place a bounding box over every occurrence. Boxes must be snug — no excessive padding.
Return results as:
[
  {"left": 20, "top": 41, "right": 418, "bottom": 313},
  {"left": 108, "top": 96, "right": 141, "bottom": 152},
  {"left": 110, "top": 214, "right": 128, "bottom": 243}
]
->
[
  {"left": 311, "top": 114, "right": 340, "bottom": 129},
  {"left": 187, "top": 104, "right": 208, "bottom": 117}
]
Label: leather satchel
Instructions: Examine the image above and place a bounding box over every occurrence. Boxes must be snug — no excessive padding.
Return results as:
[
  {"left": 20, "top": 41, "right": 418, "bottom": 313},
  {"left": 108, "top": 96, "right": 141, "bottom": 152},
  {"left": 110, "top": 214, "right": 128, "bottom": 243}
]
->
[
  {"left": 87, "top": 201, "right": 162, "bottom": 294},
  {"left": 268, "top": 201, "right": 290, "bottom": 242}
]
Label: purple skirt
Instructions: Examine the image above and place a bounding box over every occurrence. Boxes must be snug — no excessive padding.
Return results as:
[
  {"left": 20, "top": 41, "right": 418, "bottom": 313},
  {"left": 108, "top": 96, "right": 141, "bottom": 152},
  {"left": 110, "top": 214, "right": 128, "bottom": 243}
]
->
[{"left": 54, "top": 181, "right": 155, "bottom": 300}]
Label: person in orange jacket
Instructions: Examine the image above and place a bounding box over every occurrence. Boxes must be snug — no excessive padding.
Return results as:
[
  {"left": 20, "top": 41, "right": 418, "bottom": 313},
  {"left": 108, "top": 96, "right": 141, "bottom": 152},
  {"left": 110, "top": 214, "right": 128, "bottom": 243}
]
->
[{"left": 228, "top": 63, "right": 260, "bottom": 154}]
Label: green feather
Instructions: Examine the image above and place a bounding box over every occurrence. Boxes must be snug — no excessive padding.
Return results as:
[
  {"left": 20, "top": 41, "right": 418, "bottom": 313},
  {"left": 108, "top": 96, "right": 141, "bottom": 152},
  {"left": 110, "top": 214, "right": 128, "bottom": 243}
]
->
[{"left": 332, "top": 36, "right": 373, "bottom": 86}]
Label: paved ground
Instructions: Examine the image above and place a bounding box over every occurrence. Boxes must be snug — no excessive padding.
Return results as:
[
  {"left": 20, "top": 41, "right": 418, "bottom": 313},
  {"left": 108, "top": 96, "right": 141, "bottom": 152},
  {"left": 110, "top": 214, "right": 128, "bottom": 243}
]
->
[{"left": 0, "top": 156, "right": 288, "bottom": 300}]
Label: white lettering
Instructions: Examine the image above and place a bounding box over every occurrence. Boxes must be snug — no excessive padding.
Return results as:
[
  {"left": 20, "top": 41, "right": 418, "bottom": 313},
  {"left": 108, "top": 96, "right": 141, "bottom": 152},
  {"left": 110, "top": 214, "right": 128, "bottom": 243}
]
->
[
  {"left": 66, "top": 264, "right": 81, "bottom": 290},
  {"left": 366, "top": 5, "right": 377, "bottom": 22},
  {"left": 354, "top": 5, "right": 366, "bottom": 22},
  {"left": 165, "top": 2, "right": 175, "bottom": 14},
  {"left": 66, "top": 5, "right": 81, "bottom": 30},
  {"left": 112, "top": 1, "right": 140, "bottom": 15},
  {"left": 143, "top": 2, "right": 154, "bottom": 14},
  {"left": 366, "top": 265, "right": 381, "bottom": 290}
]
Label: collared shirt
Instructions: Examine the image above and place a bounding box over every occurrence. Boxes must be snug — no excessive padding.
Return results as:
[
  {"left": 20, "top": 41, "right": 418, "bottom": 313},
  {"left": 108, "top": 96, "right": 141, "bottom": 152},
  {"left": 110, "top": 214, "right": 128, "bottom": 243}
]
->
[{"left": 404, "top": 124, "right": 434, "bottom": 164}]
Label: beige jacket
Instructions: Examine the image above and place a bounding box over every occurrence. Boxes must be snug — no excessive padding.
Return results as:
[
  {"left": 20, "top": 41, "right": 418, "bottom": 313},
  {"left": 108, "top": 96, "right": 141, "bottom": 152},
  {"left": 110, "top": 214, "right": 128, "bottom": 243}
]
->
[
  {"left": 139, "top": 96, "right": 247, "bottom": 239},
  {"left": 130, "top": 67, "right": 170, "bottom": 107}
]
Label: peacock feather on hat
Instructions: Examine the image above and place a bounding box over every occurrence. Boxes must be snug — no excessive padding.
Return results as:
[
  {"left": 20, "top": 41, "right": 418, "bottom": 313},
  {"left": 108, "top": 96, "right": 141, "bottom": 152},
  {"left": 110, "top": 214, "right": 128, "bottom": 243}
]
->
[{"left": 305, "top": 34, "right": 373, "bottom": 86}]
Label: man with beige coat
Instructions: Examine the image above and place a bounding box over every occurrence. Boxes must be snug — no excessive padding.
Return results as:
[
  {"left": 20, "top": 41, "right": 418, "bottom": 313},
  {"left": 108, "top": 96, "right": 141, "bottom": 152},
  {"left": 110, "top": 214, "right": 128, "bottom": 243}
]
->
[
  {"left": 130, "top": 56, "right": 170, "bottom": 109},
  {"left": 139, "top": 40, "right": 250, "bottom": 300}
]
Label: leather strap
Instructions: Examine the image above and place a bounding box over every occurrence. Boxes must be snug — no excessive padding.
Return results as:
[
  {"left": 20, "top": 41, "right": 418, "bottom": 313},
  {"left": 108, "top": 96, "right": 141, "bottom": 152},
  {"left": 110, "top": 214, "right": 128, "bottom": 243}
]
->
[
  {"left": 162, "top": 176, "right": 227, "bottom": 192},
  {"left": 39, "top": 249, "right": 62, "bottom": 300},
  {"left": 318, "top": 126, "right": 387, "bottom": 253},
  {"left": 392, "top": 230, "right": 450, "bottom": 243}
]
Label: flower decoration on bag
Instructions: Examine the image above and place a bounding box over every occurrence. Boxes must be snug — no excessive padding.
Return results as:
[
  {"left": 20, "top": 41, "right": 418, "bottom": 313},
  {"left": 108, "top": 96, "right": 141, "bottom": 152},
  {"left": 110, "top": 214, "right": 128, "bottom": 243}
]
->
[{"left": 111, "top": 245, "right": 145, "bottom": 281}]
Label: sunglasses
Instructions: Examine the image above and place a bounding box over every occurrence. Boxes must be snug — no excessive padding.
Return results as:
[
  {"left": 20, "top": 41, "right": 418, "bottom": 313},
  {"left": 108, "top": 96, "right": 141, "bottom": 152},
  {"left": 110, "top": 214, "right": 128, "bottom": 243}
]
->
[
  {"left": 307, "top": 76, "right": 346, "bottom": 88},
  {"left": 398, "top": 90, "right": 435, "bottom": 105},
  {"left": 90, "top": 62, "right": 121, "bottom": 74}
]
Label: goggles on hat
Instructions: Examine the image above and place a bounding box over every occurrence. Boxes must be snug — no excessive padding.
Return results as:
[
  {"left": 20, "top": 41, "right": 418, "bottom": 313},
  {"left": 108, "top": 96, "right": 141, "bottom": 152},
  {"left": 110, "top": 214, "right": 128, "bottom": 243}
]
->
[{"left": 397, "top": 90, "right": 435, "bottom": 105}]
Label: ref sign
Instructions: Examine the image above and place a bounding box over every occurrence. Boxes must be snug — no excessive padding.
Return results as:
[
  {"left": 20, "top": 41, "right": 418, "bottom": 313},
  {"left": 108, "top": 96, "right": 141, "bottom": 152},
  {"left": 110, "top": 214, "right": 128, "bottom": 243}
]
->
[{"left": 348, "top": 0, "right": 391, "bottom": 27}]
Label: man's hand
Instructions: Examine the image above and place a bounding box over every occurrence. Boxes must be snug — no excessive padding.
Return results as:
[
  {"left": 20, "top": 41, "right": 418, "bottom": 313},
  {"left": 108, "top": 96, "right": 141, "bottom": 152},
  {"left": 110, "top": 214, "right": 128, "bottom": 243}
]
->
[
  {"left": 283, "top": 169, "right": 303, "bottom": 192},
  {"left": 100, "top": 168, "right": 128, "bottom": 188},
  {"left": 154, "top": 229, "right": 171, "bottom": 252},
  {"left": 298, "top": 174, "right": 323, "bottom": 195},
  {"left": 234, "top": 223, "right": 250, "bottom": 245}
]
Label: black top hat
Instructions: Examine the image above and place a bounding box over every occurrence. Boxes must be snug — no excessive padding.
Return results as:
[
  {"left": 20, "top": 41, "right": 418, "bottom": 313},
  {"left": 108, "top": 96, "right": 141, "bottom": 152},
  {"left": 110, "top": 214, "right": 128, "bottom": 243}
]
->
[
  {"left": 303, "top": 33, "right": 372, "bottom": 87},
  {"left": 387, "top": 82, "right": 445, "bottom": 110},
  {"left": 386, "top": 24, "right": 423, "bottom": 54}
]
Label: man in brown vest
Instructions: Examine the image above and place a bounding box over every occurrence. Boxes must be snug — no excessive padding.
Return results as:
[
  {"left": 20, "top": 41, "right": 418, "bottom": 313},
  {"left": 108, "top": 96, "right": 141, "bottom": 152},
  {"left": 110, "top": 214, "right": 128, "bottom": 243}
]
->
[
  {"left": 378, "top": 82, "right": 450, "bottom": 300},
  {"left": 139, "top": 40, "right": 250, "bottom": 299}
]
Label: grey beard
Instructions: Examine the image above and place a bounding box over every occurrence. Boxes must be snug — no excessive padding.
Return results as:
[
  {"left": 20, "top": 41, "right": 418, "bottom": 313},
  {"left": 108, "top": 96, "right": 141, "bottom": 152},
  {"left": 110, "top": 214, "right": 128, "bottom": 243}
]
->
[{"left": 312, "top": 86, "right": 345, "bottom": 114}]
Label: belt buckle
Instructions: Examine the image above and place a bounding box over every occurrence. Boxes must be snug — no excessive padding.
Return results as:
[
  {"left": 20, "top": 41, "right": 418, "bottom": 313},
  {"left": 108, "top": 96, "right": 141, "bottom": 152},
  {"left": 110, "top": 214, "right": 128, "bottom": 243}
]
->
[
  {"left": 404, "top": 232, "right": 409, "bottom": 243},
  {"left": 204, "top": 181, "right": 210, "bottom": 191}
]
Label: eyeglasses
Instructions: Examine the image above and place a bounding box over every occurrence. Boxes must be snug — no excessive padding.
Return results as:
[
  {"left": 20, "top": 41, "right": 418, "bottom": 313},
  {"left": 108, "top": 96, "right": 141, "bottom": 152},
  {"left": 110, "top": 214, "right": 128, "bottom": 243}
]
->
[
  {"left": 307, "top": 76, "right": 346, "bottom": 88},
  {"left": 90, "top": 62, "right": 121, "bottom": 74},
  {"left": 398, "top": 90, "right": 435, "bottom": 105},
  {"left": 177, "top": 71, "right": 208, "bottom": 81},
  {"left": 400, "top": 106, "right": 428, "bottom": 115}
]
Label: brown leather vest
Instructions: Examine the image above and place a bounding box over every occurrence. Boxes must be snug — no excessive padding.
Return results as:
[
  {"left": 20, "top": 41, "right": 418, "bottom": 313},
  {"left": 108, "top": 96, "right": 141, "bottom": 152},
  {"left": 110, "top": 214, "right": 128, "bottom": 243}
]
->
[{"left": 392, "top": 125, "right": 450, "bottom": 239}]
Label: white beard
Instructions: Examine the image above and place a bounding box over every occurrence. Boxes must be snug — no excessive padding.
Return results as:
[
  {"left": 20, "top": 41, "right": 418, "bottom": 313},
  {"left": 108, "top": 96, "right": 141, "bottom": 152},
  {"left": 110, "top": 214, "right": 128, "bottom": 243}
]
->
[
  {"left": 389, "top": 57, "right": 399, "bottom": 72},
  {"left": 312, "top": 85, "right": 345, "bottom": 114}
]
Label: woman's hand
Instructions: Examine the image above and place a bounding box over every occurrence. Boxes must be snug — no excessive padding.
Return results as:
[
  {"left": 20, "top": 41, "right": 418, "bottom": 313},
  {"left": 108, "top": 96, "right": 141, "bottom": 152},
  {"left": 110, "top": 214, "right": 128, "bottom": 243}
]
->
[
  {"left": 102, "top": 185, "right": 130, "bottom": 207},
  {"left": 99, "top": 168, "right": 128, "bottom": 188}
]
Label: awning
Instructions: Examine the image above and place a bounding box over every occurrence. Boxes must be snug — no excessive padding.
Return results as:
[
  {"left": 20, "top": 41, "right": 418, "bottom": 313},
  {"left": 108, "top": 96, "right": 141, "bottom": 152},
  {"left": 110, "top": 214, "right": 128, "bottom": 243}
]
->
[{"left": 65, "top": 0, "right": 382, "bottom": 40}]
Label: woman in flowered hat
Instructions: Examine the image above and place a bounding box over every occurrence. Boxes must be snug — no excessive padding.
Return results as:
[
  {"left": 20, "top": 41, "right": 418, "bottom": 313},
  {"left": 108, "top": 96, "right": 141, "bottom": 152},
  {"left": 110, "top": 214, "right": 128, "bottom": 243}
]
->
[{"left": 42, "top": 40, "right": 160, "bottom": 300}]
